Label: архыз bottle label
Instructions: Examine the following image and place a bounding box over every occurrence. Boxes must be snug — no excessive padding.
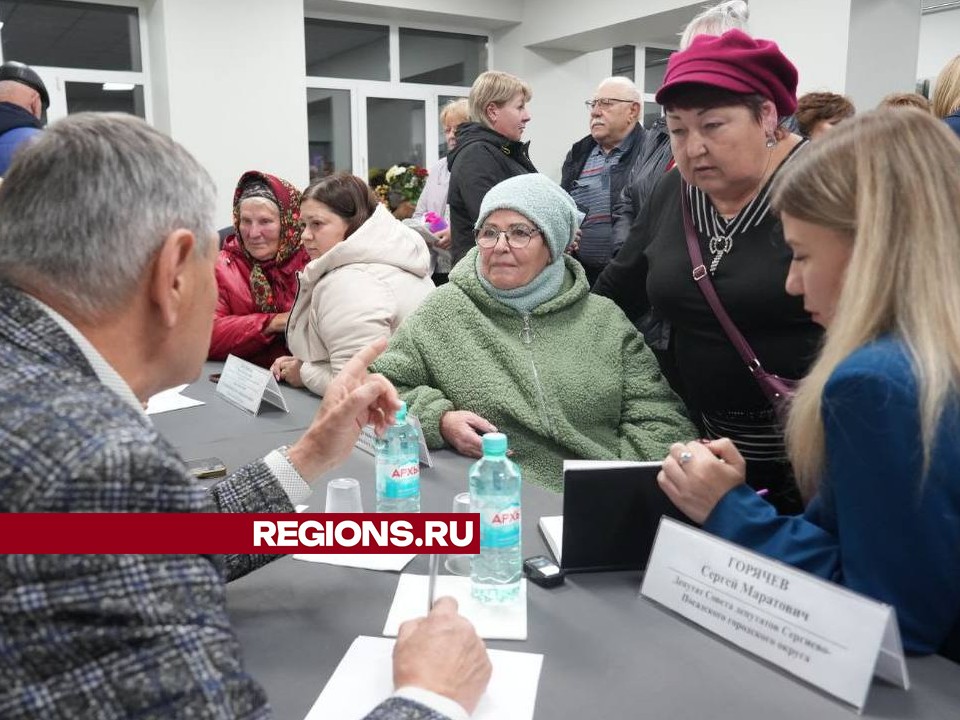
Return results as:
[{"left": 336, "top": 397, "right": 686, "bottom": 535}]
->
[
  {"left": 479, "top": 503, "right": 521, "bottom": 548},
  {"left": 380, "top": 462, "right": 420, "bottom": 499}
]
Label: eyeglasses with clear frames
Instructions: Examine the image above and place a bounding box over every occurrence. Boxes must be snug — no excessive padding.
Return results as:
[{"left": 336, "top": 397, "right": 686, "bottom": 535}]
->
[
  {"left": 584, "top": 97, "right": 636, "bottom": 109},
  {"left": 474, "top": 223, "right": 542, "bottom": 249}
]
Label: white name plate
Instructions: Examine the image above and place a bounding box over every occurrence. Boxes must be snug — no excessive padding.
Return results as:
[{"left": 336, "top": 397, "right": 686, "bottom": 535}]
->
[
  {"left": 354, "top": 415, "right": 433, "bottom": 468},
  {"left": 641, "top": 518, "right": 909, "bottom": 712},
  {"left": 216, "top": 354, "right": 289, "bottom": 415}
]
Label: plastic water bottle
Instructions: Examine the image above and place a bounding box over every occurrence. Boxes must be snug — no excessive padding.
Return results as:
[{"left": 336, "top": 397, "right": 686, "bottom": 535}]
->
[
  {"left": 375, "top": 401, "right": 421, "bottom": 513},
  {"left": 469, "top": 432, "right": 522, "bottom": 603}
]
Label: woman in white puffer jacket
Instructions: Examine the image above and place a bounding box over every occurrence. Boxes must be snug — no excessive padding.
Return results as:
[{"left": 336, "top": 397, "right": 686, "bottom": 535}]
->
[{"left": 272, "top": 173, "right": 435, "bottom": 395}]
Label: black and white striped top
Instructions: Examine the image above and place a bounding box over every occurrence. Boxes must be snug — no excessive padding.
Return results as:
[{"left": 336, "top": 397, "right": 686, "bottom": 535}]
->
[
  {"left": 687, "top": 139, "right": 810, "bottom": 278},
  {"left": 689, "top": 140, "right": 810, "bottom": 463}
]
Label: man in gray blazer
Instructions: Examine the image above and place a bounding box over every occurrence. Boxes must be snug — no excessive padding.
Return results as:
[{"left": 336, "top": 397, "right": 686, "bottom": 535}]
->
[{"left": 0, "top": 113, "right": 489, "bottom": 719}]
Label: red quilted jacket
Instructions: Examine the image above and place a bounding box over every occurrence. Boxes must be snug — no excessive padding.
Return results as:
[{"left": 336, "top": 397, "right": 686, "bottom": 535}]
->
[{"left": 209, "top": 236, "right": 309, "bottom": 368}]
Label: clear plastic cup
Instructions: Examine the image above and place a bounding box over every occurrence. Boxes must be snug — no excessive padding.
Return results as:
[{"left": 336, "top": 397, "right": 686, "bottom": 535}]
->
[
  {"left": 325, "top": 478, "right": 363, "bottom": 513},
  {"left": 445, "top": 491, "right": 472, "bottom": 576}
]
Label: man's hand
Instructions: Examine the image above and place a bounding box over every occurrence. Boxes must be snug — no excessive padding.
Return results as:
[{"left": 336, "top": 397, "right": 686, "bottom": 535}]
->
[
  {"left": 393, "top": 597, "right": 491, "bottom": 715},
  {"left": 439, "top": 411, "right": 497, "bottom": 458},
  {"left": 657, "top": 439, "right": 747, "bottom": 524},
  {"left": 286, "top": 338, "right": 400, "bottom": 481}
]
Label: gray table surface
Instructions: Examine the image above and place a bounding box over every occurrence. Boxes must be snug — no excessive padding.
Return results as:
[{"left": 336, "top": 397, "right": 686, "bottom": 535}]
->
[{"left": 153, "top": 363, "right": 960, "bottom": 720}]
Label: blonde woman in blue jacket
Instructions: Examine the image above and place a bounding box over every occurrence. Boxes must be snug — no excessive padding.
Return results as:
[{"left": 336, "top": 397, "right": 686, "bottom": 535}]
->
[{"left": 658, "top": 109, "right": 960, "bottom": 662}]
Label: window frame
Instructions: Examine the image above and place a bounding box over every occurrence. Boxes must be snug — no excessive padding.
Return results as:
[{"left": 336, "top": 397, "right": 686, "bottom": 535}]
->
[
  {"left": 635, "top": 44, "right": 675, "bottom": 123},
  {"left": 304, "top": 11, "right": 487, "bottom": 181},
  {"left": 0, "top": 0, "right": 152, "bottom": 124}
]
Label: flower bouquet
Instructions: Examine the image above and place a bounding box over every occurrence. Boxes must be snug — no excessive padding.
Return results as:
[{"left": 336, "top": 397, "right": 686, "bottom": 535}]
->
[{"left": 375, "top": 164, "right": 429, "bottom": 214}]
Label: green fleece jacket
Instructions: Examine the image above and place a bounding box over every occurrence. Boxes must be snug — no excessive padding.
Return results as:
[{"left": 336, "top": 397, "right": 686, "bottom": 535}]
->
[{"left": 371, "top": 250, "right": 696, "bottom": 491}]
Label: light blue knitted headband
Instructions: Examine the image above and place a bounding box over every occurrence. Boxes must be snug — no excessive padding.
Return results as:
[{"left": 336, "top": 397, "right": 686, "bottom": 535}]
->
[
  {"left": 475, "top": 173, "right": 581, "bottom": 260},
  {"left": 474, "top": 174, "right": 581, "bottom": 315}
]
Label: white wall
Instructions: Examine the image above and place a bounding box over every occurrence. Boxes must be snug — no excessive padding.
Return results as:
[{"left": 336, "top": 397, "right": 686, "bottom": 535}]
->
[
  {"left": 519, "top": 0, "right": 696, "bottom": 48},
  {"left": 146, "top": 0, "right": 308, "bottom": 224},
  {"left": 748, "top": 0, "right": 923, "bottom": 108},
  {"left": 918, "top": 7, "right": 960, "bottom": 82},
  {"left": 845, "top": 0, "right": 920, "bottom": 106},
  {"left": 750, "top": 0, "right": 852, "bottom": 95}
]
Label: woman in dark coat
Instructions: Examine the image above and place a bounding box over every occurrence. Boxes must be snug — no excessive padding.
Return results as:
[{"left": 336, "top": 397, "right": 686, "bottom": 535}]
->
[
  {"left": 446, "top": 71, "right": 536, "bottom": 266},
  {"left": 594, "top": 31, "right": 823, "bottom": 514}
]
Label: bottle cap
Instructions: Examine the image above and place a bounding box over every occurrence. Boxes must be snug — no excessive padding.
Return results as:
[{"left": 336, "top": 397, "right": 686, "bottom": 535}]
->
[
  {"left": 395, "top": 401, "right": 408, "bottom": 424},
  {"left": 481, "top": 432, "right": 508, "bottom": 456}
]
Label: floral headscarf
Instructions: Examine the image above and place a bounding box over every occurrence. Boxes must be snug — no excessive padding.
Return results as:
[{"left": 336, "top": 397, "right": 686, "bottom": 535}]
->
[{"left": 231, "top": 170, "right": 302, "bottom": 313}]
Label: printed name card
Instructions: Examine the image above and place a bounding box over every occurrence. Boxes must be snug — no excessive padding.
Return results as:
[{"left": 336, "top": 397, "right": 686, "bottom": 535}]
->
[
  {"left": 640, "top": 518, "right": 909, "bottom": 712},
  {"left": 355, "top": 415, "right": 433, "bottom": 467},
  {"left": 216, "top": 354, "right": 288, "bottom": 415}
]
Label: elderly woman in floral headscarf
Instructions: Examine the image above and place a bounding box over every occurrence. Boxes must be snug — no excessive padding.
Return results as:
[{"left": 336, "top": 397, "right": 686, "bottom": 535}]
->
[{"left": 208, "top": 170, "right": 310, "bottom": 368}]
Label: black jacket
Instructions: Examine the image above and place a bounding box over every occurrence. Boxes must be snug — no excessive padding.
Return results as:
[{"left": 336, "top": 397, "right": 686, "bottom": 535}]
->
[
  {"left": 610, "top": 118, "right": 673, "bottom": 252},
  {"left": 446, "top": 122, "right": 537, "bottom": 265},
  {"left": 559, "top": 122, "right": 645, "bottom": 224}
]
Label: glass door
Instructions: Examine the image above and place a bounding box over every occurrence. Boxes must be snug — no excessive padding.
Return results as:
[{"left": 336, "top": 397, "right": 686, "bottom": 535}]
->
[
  {"left": 304, "top": 80, "right": 466, "bottom": 188},
  {"left": 307, "top": 87, "right": 353, "bottom": 182},
  {"left": 365, "top": 96, "right": 426, "bottom": 175}
]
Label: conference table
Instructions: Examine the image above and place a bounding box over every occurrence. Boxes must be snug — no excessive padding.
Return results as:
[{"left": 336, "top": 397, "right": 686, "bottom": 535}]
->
[{"left": 154, "top": 363, "right": 960, "bottom": 720}]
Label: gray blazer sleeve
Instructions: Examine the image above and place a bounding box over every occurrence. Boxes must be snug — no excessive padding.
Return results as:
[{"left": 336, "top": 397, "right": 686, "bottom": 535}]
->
[
  {"left": 365, "top": 697, "right": 452, "bottom": 720},
  {"left": 208, "top": 458, "right": 296, "bottom": 580}
]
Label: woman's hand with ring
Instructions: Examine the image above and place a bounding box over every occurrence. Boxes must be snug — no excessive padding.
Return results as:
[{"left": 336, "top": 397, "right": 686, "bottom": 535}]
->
[
  {"left": 270, "top": 356, "right": 304, "bottom": 387},
  {"left": 657, "top": 439, "right": 747, "bottom": 524}
]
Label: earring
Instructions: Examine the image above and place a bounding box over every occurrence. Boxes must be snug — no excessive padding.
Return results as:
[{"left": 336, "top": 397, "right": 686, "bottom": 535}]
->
[{"left": 765, "top": 135, "right": 777, "bottom": 148}]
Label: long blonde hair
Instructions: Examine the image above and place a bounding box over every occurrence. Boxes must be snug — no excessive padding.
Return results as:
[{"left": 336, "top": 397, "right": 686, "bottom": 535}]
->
[
  {"left": 772, "top": 108, "right": 960, "bottom": 495},
  {"left": 932, "top": 54, "right": 960, "bottom": 119}
]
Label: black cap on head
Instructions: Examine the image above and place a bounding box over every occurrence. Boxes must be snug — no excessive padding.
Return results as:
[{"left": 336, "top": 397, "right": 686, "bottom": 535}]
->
[{"left": 0, "top": 61, "right": 50, "bottom": 109}]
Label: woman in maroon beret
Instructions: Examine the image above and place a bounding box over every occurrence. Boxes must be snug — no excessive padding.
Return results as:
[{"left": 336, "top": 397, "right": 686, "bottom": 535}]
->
[{"left": 594, "top": 30, "right": 822, "bottom": 514}]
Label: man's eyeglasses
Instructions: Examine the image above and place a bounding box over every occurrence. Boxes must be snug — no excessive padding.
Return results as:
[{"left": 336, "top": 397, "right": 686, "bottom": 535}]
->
[
  {"left": 475, "top": 224, "right": 542, "bottom": 249},
  {"left": 584, "top": 97, "right": 637, "bottom": 109}
]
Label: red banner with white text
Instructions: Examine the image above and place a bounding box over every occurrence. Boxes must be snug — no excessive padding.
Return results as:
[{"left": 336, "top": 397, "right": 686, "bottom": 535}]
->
[{"left": 0, "top": 513, "right": 479, "bottom": 554}]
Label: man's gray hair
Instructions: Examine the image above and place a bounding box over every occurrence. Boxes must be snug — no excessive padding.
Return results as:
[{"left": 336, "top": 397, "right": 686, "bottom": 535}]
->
[
  {"left": 596, "top": 77, "right": 641, "bottom": 103},
  {"left": 0, "top": 112, "right": 216, "bottom": 320},
  {"left": 680, "top": 1, "right": 750, "bottom": 50}
]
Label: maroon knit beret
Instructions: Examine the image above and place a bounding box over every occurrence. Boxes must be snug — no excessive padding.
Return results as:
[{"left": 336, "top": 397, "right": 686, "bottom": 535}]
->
[{"left": 655, "top": 29, "right": 798, "bottom": 117}]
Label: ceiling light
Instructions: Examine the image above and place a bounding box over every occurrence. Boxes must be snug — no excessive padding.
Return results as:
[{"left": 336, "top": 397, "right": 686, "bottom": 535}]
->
[{"left": 102, "top": 82, "right": 135, "bottom": 91}]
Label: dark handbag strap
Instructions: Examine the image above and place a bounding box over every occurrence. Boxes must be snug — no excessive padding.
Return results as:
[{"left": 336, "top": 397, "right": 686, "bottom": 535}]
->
[{"left": 679, "top": 181, "right": 766, "bottom": 376}]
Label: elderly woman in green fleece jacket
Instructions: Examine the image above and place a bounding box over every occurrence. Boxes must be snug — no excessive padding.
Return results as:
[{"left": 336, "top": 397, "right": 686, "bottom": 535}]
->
[{"left": 371, "top": 173, "right": 695, "bottom": 491}]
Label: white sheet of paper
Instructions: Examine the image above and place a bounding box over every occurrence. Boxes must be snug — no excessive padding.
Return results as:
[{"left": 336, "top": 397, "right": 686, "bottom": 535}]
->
[
  {"left": 538, "top": 515, "right": 562, "bottom": 564},
  {"left": 304, "top": 635, "right": 543, "bottom": 720},
  {"left": 293, "top": 553, "right": 416, "bottom": 572},
  {"left": 563, "top": 459, "right": 661, "bottom": 471},
  {"left": 383, "top": 574, "right": 527, "bottom": 640},
  {"left": 145, "top": 384, "right": 204, "bottom": 415}
]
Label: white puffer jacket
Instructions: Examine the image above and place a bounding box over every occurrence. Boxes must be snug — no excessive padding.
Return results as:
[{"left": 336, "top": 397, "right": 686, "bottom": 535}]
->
[{"left": 286, "top": 204, "right": 435, "bottom": 395}]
